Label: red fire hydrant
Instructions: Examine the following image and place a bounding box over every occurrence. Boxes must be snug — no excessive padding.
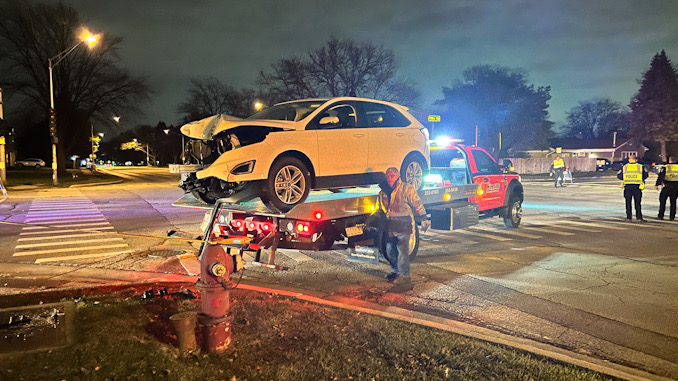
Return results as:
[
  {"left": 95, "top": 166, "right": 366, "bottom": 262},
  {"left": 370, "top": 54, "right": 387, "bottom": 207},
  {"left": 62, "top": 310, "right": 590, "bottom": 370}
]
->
[{"left": 197, "top": 242, "right": 234, "bottom": 353}]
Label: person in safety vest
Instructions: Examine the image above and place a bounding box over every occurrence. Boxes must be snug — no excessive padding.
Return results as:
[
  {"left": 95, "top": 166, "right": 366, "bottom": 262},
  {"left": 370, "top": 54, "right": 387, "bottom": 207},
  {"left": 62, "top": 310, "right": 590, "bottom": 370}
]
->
[
  {"left": 376, "top": 167, "right": 430, "bottom": 285},
  {"left": 655, "top": 156, "right": 678, "bottom": 221},
  {"left": 550, "top": 155, "right": 566, "bottom": 187},
  {"left": 617, "top": 154, "right": 648, "bottom": 222}
]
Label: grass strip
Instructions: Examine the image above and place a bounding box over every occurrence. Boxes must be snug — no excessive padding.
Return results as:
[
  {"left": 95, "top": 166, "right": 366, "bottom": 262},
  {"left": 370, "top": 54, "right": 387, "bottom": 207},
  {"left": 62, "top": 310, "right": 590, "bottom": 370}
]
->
[{"left": 1, "top": 290, "right": 614, "bottom": 381}]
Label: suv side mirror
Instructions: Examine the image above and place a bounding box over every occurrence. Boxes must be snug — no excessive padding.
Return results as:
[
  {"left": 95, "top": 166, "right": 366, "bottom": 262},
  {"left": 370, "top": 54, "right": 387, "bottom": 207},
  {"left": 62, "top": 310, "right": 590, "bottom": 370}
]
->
[{"left": 319, "top": 116, "right": 339, "bottom": 126}]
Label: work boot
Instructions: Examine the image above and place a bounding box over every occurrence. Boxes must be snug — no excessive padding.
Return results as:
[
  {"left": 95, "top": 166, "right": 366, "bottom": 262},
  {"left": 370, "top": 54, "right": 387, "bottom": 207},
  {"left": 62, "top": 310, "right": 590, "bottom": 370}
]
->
[
  {"left": 386, "top": 273, "right": 399, "bottom": 282},
  {"left": 394, "top": 276, "right": 411, "bottom": 285}
]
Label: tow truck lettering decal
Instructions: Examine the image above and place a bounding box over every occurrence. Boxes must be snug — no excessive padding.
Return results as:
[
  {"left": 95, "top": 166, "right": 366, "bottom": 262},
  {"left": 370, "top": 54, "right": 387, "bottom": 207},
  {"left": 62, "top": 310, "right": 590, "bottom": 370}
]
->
[
  {"left": 424, "top": 189, "right": 440, "bottom": 196},
  {"left": 487, "top": 184, "right": 501, "bottom": 192}
]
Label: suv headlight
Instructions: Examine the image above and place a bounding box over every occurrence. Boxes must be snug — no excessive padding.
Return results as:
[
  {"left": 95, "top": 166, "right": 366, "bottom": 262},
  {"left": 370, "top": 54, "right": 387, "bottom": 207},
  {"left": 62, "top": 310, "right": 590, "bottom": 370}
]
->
[{"left": 230, "top": 160, "right": 255, "bottom": 175}]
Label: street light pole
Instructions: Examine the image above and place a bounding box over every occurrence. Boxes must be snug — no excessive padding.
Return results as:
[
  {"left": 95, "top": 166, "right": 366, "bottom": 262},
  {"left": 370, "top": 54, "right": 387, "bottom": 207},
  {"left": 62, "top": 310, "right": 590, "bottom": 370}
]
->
[{"left": 47, "top": 30, "right": 98, "bottom": 185}]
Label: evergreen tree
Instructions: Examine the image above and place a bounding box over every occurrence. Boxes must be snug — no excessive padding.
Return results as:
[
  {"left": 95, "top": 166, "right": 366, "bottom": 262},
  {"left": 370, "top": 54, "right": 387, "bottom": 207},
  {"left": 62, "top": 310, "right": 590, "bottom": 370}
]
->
[{"left": 629, "top": 50, "right": 678, "bottom": 161}]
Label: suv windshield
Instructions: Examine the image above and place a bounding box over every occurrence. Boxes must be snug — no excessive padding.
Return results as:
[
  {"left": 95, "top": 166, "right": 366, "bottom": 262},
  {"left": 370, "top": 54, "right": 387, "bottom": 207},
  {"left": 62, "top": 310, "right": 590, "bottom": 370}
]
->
[{"left": 246, "top": 100, "right": 326, "bottom": 122}]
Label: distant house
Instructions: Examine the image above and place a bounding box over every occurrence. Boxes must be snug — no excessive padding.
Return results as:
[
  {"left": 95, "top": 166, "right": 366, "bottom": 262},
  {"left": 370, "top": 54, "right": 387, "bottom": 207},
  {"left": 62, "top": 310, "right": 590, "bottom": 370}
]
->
[{"left": 521, "top": 138, "right": 648, "bottom": 161}]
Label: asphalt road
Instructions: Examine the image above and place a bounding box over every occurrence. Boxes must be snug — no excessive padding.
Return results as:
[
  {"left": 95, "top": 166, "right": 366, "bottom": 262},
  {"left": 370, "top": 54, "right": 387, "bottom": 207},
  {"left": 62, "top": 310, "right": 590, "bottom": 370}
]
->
[{"left": 0, "top": 167, "right": 676, "bottom": 378}]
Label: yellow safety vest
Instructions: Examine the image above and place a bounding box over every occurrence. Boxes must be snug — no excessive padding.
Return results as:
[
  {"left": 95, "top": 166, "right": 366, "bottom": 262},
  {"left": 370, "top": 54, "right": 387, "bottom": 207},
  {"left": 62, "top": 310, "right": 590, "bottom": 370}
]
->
[
  {"left": 553, "top": 159, "right": 565, "bottom": 169},
  {"left": 665, "top": 164, "right": 678, "bottom": 182},
  {"left": 622, "top": 163, "right": 644, "bottom": 189}
]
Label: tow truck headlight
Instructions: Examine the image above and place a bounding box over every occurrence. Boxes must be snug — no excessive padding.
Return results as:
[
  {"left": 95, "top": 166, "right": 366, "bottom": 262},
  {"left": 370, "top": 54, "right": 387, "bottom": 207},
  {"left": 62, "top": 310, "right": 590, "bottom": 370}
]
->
[{"left": 424, "top": 174, "right": 442, "bottom": 185}]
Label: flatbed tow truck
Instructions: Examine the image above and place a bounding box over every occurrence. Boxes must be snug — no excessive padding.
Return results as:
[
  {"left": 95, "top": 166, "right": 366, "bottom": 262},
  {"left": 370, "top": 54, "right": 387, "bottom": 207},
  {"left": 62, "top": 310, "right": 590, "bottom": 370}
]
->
[{"left": 171, "top": 143, "right": 523, "bottom": 268}]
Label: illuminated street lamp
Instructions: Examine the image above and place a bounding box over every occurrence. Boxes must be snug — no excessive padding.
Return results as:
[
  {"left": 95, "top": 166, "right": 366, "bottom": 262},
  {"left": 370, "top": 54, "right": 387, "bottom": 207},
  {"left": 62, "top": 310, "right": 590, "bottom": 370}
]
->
[
  {"left": 48, "top": 28, "right": 99, "bottom": 185},
  {"left": 253, "top": 100, "right": 264, "bottom": 111}
]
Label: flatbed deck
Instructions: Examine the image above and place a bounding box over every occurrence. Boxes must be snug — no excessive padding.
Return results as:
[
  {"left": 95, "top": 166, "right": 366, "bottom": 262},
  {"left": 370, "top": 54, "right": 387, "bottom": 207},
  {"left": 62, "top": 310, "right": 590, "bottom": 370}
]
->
[{"left": 172, "top": 183, "right": 479, "bottom": 221}]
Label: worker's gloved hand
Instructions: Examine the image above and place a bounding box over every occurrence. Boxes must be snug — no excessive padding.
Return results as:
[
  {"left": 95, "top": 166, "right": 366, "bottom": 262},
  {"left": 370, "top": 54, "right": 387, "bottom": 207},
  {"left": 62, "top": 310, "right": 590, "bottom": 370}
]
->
[
  {"left": 549, "top": 172, "right": 553, "bottom": 177},
  {"left": 421, "top": 220, "right": 431, "bottom": 232}
]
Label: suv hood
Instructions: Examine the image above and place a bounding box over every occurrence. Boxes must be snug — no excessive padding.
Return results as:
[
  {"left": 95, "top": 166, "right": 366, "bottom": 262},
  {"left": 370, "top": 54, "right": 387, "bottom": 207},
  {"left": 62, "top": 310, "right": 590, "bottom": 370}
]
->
[{"left": 180, "top": 114, "right": 300, "bottom": 140}]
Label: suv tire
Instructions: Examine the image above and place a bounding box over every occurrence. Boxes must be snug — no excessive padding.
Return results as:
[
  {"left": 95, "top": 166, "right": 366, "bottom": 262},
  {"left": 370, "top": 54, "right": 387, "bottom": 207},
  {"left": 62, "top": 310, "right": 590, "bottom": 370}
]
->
[
  {"left": 503, "top": 194, "right": 522, "bottom": 228},
  {"left": 261, "top": 156, "right": 311, "bottom": 212},
  {"left": 401, "top": 154, "right": 425, "bottom": 191}
]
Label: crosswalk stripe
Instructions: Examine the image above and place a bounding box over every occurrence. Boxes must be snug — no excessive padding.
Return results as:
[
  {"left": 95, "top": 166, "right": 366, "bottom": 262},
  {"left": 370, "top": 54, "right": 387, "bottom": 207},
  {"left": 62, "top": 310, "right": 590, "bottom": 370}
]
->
[
  {"left": 35, "top": 251, "right": 132, "bottom": 263},
  {"left": 446, "top": 229, "right": 512, "bottom": 241},
  {"left": 19, "top": 227, "right": 115, "bottom": 235},
  {"left": 13, "top": 244, "right": 128, "bottom": 256},
  {"left": 550, "top": 223, "right": 601, "bottom": 233},
  {"left": 521, "top": 226, "right": 575, "bottom": 236},
  {"left": 25, "top": 216, "right": 104, "bottom": 222},
  {"left": 18, "top": 233, "right": 101, "bottom": 241},
  {"left": 15, "top": 238, "right": 125, "bottom": 249},
  {"left": 27, "top": 209, "right": 99, "bottom": 215},
  {"left": 558, "top": 220, "right": 627, "bottom": 230},
  {"left": 472, "top": 226, "right": 542, "bottom": 239},
  {"left": 425, "top": 231, "right": 479, "bottom": 244},
  {"left": 22, "top": 222, "right": 112, "bottom": 230}
]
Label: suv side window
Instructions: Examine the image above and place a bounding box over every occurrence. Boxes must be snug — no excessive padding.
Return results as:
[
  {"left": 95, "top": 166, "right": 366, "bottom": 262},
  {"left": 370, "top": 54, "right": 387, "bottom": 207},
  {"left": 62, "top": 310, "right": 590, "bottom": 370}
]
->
[
  {"left": 355, "top": 102, "right": 410, "bottom": 128},
  {"left": 471, "top": 150, "right": 501, "bottom": 174},
  {"left": 306, "top": 103, "right": 358, "bottom": 130}
]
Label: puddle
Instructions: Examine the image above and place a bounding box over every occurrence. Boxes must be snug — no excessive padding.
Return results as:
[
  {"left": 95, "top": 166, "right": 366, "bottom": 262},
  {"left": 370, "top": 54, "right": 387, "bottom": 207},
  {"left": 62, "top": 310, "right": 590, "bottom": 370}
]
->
[{"left": 0, "top": 301, "right": 74, "bottom": 354}]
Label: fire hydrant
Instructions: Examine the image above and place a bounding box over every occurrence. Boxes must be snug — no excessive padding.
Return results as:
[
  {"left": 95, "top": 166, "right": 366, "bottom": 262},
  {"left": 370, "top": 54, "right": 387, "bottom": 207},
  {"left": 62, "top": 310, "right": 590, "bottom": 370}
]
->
[{"left": 197, "top": 242, "right": 234, "bottom": 353}]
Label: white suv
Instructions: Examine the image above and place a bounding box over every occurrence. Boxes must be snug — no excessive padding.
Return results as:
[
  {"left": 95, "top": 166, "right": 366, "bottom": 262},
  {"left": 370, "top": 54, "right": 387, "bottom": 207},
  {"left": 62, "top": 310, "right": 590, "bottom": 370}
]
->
[{"left": 178, "top": 97, "right": 429, "bottom": 211}]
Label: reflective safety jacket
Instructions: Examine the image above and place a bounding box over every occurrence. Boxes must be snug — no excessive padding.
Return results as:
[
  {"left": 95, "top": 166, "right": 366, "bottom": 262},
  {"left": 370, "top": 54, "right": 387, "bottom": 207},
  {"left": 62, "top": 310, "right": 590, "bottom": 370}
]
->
[
  {"left": 665, "top": 164, "right": 678, "bottom": 182},
  {"left": 376, "top": 179, "right": 427, "bottom": 235},
  {"left": 552, "top": 158, "right": 565, "bottom": 169},
  {"left": 622, "top": 163, "right": 645, "bottom": 189}
]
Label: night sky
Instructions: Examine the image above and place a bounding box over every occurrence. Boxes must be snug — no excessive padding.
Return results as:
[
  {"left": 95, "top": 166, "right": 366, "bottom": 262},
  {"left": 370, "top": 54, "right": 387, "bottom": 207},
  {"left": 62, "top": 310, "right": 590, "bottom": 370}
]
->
[{"left": 51, "top": 0, "right": 678, "bottom": 128}]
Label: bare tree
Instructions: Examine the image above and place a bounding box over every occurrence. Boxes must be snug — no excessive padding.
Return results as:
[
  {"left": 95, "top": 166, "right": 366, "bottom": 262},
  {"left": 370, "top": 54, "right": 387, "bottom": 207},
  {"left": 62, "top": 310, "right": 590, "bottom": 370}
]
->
[
  {"left": 561, "top": 98, "right": 630, "bottom": 140},
  {"left": 176, "top": 77, "right": 264, "bottom": 123},
  {"left": 0, "top": 0, "right": 151, "bottom": 171},
  {"left": 258, "top": 37, "right": 420, "bottom": 106}
]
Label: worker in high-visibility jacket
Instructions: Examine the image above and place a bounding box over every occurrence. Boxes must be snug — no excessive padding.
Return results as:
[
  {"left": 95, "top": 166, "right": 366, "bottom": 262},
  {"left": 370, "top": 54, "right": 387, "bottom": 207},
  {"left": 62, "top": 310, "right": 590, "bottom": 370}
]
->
[
  {"left": 655, "top": 156, "right": 678, "bottom": 221},
  {"left": 617, "top": 155, "right": 648, "bottom": 221},
  {"left": 550, "top": 155, "right": 566, "bottom": 187}
]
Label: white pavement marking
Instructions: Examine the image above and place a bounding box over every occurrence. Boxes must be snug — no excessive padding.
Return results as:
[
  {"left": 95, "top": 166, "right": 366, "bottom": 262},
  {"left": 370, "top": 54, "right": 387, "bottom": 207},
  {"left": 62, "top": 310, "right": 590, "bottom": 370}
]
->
[
  {"left": 447, "top": 229, "right": 512, "bottom": 241},
  {"left": 520, "top": 226, "right": 575, "bottom": 236},
  {"left": 35, "top": 250, "right": 132, "bottom": 263},
  {"left": 15, "top": 237, "right": 125, "bottom": 249},
  {"left": 548, "top": 223, "right": 601, "bottom": 233},
  {"left": 13, "top": 244, "right": 128, "bottom": 256},
  {"left": 25, "top": 216, "right": 105, "bottom": 223},
  {"left": 22, "top": 222, "right": 112, "bottom": 230},
  {"left": 278, "top": 249, "right": 314, "bottom": 262},
  {"left": 426, "top": 231, "right": 479, "bottom": 245},
  {"left": 27, "top": 208, "right": 100, "bottom": 215},
  {"left": 18, "top": 233, "right": 101, "bottom": 241},
  {"left": 558, "top": 220, "right": 627, "bottom": 230},
  {"left": 471, "top": 225, "right": 543, "bottom": 239},
  {"left": 19, "top": 227, "right": 115, "bottom": 235}
]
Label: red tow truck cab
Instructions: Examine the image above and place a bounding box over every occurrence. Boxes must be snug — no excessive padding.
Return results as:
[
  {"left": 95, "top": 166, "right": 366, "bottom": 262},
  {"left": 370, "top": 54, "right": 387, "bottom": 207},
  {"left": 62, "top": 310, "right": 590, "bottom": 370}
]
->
[{"left": 427, "top": 141, "right": 523, "bottom": 228}]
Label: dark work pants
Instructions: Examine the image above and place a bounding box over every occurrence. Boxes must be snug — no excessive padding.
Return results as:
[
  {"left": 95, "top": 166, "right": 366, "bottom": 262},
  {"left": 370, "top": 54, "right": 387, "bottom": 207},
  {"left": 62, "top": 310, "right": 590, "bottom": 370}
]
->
[
  {"left": 658, "top": 185, "right": 678, "bottom": 220},
  {"left": 554, "top": 169, "right": 564, "bottom": 187},
  {"left": 624, "top": 184, "right": 643, "bottom": 220}
]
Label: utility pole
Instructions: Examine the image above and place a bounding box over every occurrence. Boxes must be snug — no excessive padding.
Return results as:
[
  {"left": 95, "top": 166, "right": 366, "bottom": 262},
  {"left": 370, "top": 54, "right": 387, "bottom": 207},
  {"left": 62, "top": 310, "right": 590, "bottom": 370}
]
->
[{"left": 0, "top": 88, "right": 6, "bottom": 184}]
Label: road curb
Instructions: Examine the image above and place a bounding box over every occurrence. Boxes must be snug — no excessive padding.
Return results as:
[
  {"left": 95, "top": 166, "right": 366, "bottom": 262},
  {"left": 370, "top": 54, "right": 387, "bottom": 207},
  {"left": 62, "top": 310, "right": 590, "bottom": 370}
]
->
[{"left": 0, "top": 263, "right": 670, "bottom": 380}]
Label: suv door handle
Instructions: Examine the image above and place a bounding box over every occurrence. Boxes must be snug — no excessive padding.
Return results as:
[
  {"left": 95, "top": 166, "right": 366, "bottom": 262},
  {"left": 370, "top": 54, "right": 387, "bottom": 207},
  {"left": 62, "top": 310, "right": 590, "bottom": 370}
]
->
[
  {"left": 353, "top": 133, "right": 365, "bottom": 138},
  {"left": 396, "top": 133, "right": 405, "bottom": 137}
]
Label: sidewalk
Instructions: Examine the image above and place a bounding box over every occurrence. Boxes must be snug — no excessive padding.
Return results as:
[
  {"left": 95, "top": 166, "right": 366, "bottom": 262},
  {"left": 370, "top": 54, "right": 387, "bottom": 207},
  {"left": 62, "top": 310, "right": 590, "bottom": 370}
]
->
[{"left": 0, "top": 260, "right": 667, "bottom": 381}]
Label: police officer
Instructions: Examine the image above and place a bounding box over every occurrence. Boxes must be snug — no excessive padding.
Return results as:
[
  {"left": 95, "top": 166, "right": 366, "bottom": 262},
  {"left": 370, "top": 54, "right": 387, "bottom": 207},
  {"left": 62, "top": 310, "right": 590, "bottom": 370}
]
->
[
  {"left": 655, "top": 156, "right": 678, "bottom": 221},
  {"left": 617, "top": 154, "right": 648, "bottom": 222},
  {"left": 376, "top": 167, "right": 430, "bottom": 285},
  {"left": 550, "top": 155, "right": 565, "bottom": 187}
]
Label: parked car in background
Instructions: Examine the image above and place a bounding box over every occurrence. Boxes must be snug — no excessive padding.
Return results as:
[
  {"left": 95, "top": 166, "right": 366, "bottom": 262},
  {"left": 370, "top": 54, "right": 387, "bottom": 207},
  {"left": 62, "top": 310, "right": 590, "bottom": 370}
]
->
[
  {"left": 177, "top": 97, "right": 430, "bottom": 211},
  {"left": 596, "top": 158, "right": 611, "bottom": 171},
  {"left": 15, "top": 158, "right": 46, "bottom": 168}
]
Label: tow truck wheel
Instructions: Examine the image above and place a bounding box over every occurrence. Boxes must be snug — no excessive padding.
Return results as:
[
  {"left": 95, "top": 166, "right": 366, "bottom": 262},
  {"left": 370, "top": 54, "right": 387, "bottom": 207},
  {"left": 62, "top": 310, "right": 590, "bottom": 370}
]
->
[
  {"left": 401, "top": 155, "right": 425, "bottom": 191},
  {"left": 378, "top": 224, "right": 420, "bottom": 262},
  {"left": 503, "top": 195, "right": 522, "bottom": 228},
  {"left": 261, "top": 157, "right": 311, "bottom": 212},
  {"left": 192, "top": 190, "right": 217, "bottom": 204}
]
